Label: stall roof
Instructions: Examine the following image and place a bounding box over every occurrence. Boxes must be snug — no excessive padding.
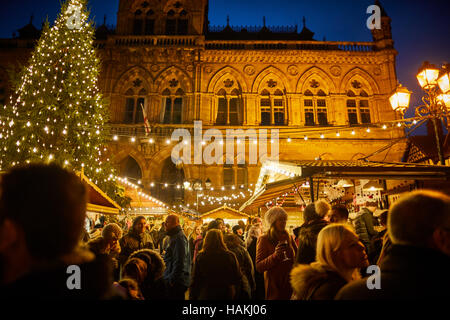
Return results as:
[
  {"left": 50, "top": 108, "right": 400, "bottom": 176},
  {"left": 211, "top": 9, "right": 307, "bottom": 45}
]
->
[
  {"left": 200, "top": 205, "right": 252, "bottom": 220},
  {"left": 240, "top": 160, "right": 450, "bottom": 212},
  {"left": 77, "top": 172, "right": 121, "bottom": 215}
]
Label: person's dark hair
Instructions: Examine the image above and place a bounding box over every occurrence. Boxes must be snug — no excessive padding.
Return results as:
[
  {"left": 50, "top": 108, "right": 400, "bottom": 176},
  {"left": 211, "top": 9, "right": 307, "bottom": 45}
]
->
[
  {"left": 389, "top": 190, "right": 450, "bottom": 246},
  {"left": 303, "top": 203, "right": 320, "bottom": 222},
  {"left": 122, "top": 257, "right": 147, "bottom": 284},
  {"left": 201, "top": 229, "right": 228, "bottom": 253},
  {"left": 131, "top": 215, "right": 146, "bottom": 232},
  {"left": 0, "top": 163, "right": 87, "bottom": 259},
  {"left": 331, "top": 205, "right": 349, "bottom": 223},
  {"left": 207, "top": 220, "right": 220, "bottom": 231},
  {"left": 223, "top": 234, "right": 241, "bottom": 250}
]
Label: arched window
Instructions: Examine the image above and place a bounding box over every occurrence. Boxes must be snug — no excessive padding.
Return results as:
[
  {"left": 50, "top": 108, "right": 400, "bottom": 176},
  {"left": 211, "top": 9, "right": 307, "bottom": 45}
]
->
[
  {"left": 165, "top": 5, "right": 188, "bottom": 35},
  {"left": 133, "top": 5, "right": 155, "bottom": 35},
  {"left": 162, "top": 88, "right": 184, "bottom": 124},
  {"left": 346, "top": 87, "right": 371, "bottom": 125},
  {"left": 303, "top": 86, "right": 329, "bottom": 126},
  {"left": 216, "top": 88, "right": 242, "bottom": 125},
  {"left": 259, "top": 86, "right": 286, "bottom": 126},
  {"left": 121, "top": 156, "right": 142, "bottom": 181},
  {"left": 223, "top": 163, "right": 248, "bottom": 187},
  {"left": 124, "top": 87, "right": 146, "bottom": 124}
]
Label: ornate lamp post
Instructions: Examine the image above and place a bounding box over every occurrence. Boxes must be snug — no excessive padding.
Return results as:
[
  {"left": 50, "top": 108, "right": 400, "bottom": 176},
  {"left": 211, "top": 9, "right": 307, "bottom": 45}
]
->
[{"left": 390, "top": 62, "right": 450, "bottom": 165}]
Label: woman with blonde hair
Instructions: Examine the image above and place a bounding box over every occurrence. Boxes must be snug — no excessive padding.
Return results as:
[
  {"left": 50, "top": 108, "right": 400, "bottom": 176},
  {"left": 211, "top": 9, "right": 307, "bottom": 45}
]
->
[
  {"left": 290, "top": 224, "right": 369, "bottom": 300},
  {"left": 189, "top": 229, "right": 242, "bottom": 300},
  {"left": 256, "top": 207, "right": 297, "bottom": 300}
]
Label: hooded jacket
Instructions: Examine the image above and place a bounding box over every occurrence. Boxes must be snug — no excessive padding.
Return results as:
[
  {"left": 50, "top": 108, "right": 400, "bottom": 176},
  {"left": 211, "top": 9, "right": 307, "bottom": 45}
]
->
[
  {"left": 128, "top": 249, "right": 167, "bottom": 300},
  {"left": 163, "top": 225, "right": 191, "bottom": 288},
  {"left": 295, "top": 219, "right": 329, "bottom": 265},
  {"left": 118, "top": 230, "right": 154, "bottom": 265},
  {"left": 290, "top": 263, "right": 347, "bottom": 300},
  {"left": 353, "top": 208, "right": 378, "bottom": 255}
]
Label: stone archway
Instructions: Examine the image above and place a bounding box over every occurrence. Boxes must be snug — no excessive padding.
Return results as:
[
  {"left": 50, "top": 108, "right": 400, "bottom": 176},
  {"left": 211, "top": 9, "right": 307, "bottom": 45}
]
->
[{"left": 153, "top": 157, "right": 185, "bottom": 205}]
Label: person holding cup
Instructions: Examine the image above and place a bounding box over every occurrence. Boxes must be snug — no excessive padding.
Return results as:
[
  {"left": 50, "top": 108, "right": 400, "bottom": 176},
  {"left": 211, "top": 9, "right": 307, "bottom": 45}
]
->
[{"left": 256, "top": 207, "right": 297, "bottom": 300}]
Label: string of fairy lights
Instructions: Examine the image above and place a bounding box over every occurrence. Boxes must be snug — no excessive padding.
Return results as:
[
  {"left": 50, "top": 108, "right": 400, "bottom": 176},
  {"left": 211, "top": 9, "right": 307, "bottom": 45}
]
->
[{"left": 1, "top": 113, "right": 425, "bottom": 145}]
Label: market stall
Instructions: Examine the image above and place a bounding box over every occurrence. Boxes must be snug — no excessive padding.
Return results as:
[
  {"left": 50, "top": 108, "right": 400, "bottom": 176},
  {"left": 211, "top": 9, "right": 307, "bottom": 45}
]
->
[
  {"left": 200, "top": 205, "right": 253, "bottom": 226},
  {"left": 240, "top": 159, "right": 450, "bottom": 220}
]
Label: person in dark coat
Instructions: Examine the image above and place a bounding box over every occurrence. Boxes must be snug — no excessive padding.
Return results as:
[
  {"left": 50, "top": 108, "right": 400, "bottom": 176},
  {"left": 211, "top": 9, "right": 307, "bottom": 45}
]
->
[
  {"left": 368, "top": 209, "right": 388, "bottom": 265},
  {"left": 0, "top": 164, "right": 119, "bottom": 299},
  {"left": 245, "top": 224, "right": 265, "bottom": 300},
  {"left": 295, "top": 200, "right": 330, "bottom": 265},
  {"left": 353, "top": 201, "right": 379, "bottom": 257},
  {"left": 336, "top": 190, "right": 450, "bottom": 300},
  {"left": 193, "top": 220, "right": 220, "bottom": 263},
  {"left": 118, "top": 216, "right": 154, "bottom": 267},
  {"left": 128, "top": 249, "right": 167, "bottom": 300},
  {"left": 290, "top": 224, "right": 369, "bottom": 300},
  {"left": 232, "top": 225, "right": 245, "bottom": 242},
  {"left": 87, "top": 223, "right": 123, "bottom": 281},
  {"left": 163, "top": 214, "right": 191, "bottom": 300},
  {"left": 224, "top": 234, "right": 255, "bottom": 300},
  {"left": 189, "top": 229, "right": 242, "bottom": 300}
]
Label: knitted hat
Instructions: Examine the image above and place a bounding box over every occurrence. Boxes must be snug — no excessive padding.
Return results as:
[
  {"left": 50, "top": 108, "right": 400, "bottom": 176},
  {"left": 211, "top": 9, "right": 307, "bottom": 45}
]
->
[
  {"left": 102, "top": 223, "right": 123, "bottom": 241},
  {"left": 264, "top": 207, "right": 288, "bottom": 227}
]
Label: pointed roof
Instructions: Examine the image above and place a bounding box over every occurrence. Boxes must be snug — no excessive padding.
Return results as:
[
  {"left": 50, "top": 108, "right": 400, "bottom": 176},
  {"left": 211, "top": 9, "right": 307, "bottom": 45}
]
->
[
  {"left": 200, "top": 205, "right": 251, "bottom": 220},
  {"left": 298, "top": 17, "right": 314, "bottom": 40},
  {"left": 17, "top": 15, "right": 41, "bottom": 39},
  {"left": 375, "top": 0, "right": 389, "bottom": 17}
]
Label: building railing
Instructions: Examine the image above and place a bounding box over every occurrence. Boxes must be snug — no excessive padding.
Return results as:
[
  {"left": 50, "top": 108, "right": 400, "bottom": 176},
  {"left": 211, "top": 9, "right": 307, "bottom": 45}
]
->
[
  {"left": 109, "top": 35, "right": 202, "bottom": 47},
  {"left": 205, "top": 40, "right": 375, "bottom": 52},
  {"left": 208, "top": 25, "right": 298, "bottom": 33}
]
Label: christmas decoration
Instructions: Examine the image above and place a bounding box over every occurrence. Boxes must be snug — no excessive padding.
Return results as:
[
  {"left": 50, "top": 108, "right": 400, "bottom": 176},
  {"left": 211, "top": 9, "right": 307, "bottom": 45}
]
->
[{"left": 0, "top": 0, "right": 129, "bottom": 207}]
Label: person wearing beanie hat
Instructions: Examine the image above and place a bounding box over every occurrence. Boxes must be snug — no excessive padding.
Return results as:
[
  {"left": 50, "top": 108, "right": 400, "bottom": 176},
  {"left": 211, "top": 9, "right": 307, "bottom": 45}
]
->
[
  {"left": 255, "top": 207, "right": 297, "bottom": 300},
  {"left": 295, "top": 200, "right": 330, "bottom": 265}
]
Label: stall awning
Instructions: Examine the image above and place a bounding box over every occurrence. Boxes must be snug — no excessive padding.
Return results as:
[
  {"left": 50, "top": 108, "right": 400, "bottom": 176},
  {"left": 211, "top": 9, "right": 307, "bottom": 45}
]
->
[
  {"left": 240, "top": 160, "right": 450, "bottom": 212},
  {"left": 77, "top": 172, "right": 121, "bottom": 215},
  {"left": 200, "top": 205, "right": 252, "bottom": 221}
]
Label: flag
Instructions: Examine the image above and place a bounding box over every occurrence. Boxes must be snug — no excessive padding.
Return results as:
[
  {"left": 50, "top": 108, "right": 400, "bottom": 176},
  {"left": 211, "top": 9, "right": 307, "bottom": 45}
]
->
[{"left": 140, "top": 102, "right": 151, "bottom": 136}]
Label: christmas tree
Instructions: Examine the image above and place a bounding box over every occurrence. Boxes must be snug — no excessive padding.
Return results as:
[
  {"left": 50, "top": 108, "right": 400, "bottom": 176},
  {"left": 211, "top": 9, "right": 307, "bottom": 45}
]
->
[{"left": 0, "top": 0, "right": 129, "bottom": 207}]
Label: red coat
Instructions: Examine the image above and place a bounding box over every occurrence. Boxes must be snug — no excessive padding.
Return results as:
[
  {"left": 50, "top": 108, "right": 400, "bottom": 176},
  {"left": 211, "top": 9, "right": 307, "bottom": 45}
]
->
[{"left": 256, "top": 234, "right": 297, "bottom": 300}]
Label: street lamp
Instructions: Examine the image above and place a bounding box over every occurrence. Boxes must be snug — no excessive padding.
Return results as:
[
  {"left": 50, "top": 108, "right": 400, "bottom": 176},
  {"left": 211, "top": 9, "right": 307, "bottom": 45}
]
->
[
  {"left": 389, "top": 62, "right": 450, "bottom": 165},
  {"left": 389, "top": 83, "right": 412, "bottom": 115}
]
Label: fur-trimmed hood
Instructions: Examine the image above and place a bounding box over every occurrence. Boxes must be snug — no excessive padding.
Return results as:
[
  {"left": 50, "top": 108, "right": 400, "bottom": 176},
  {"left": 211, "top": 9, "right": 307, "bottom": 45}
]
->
[
  {"left": 128, "top": 249, "right": 165, "bottom": 281},
  {"left": 290, "top": 263, "right": 347, "bottom": 300}
]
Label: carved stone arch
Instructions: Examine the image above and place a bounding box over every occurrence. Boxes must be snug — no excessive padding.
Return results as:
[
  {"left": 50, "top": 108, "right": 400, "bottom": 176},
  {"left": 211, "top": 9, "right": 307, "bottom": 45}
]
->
[
  {"left": 131, "top": 0, "right": 161, "bottom": 12},
  {"left": 351, "top": 153, "right": 366, "bottom": 161},
  {"left": 319, "top": 153, "right": 334, "bottom": 160},
  {"left": 163, "top": 0, "right": 191, "bottom": 12},
  {"left": 112, "top": 146, "right": 147, "bottom": 177},
  {"left": 113, "top": 65, "right": 154, "bottom": 94},
  {"left": 207, "top": 66, "right": 248, "bottom": 93},
  {"left": 339, "top": 67, "right": 380, "bottom": 95},
  {"left": 147, "top": 145, "right": 190, "bottom": 181},
  {"left": 155, "top": 65, "right": 193, "bottom": 93},
  {"left": 297, "top": 66, "right": 336, "bottom": 93},
  {"left": 252, "top": 66, "right": 291, "bottom": 93}
]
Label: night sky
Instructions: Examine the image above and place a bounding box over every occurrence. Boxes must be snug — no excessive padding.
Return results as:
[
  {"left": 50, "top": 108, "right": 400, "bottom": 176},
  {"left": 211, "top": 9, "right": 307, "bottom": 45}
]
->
[{"left": 0, "top": 0, "right": 449, "bottom": 123}]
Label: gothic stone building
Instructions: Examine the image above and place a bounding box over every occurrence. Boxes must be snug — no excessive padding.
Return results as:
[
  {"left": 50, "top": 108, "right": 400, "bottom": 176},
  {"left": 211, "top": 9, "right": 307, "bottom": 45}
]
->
[{"left": 0, "top": 0, "right": 406, "bottom": 212}]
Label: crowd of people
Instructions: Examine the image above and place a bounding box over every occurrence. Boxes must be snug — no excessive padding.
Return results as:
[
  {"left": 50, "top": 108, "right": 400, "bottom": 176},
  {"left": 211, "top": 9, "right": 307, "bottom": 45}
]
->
[{"left": 0, "top": 163, "right": 449, "bottom": 300}]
